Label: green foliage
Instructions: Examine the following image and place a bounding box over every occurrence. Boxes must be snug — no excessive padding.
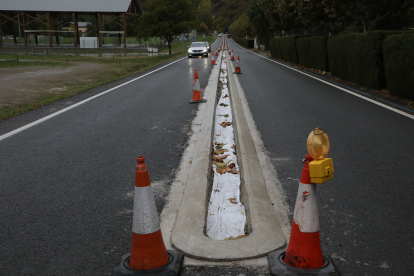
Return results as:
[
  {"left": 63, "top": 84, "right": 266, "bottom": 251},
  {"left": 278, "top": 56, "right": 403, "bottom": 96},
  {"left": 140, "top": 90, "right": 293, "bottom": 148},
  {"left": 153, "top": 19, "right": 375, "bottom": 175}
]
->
[
  {"left": 327, "top": 30, "right": 408, "bottom": 89},
  {"left": 137, "top": 0, "right": 196, "bottom": 54},
  {"left": 383, "top": 33, "right": 414, "bottom": 100},
  {"left": 232, "top": 36, "right": 254, "bottom": 48},
  {"left": 246, "top": 0, "right": 273, "bottom": 49},
  {"left": 269, "top": 36, "right": 299, "bottom": 63},
  {"left": 228, "top": 13, "right": 254, "bottom": 38},
  {"left": 197, "top": 0, "right": 214, "bottom": 30},
  {"left": 296, "top": 36, "right": 329, "bottom": 71},
  {"left": 211, "top": 0, "right": 249, "bottom": 32}
]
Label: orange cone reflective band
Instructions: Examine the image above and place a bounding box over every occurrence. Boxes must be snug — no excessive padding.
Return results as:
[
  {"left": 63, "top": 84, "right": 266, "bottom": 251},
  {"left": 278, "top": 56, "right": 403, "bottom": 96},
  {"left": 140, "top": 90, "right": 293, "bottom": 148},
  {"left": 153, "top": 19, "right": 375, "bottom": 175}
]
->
[
  {"left": 235, "top": 56, "right": 241, "bottom": 73},
  {"left": 189, "top": 70, "right": 206, "bottom": 103},
  {"left": 283, "top": 154, "right": 324, "bottom": 269},
  {"left": 129, "top": 157, "right": 169, "bottom": 270},
  {"left": 211, "top": 52, "right": 216, "bottom": 65}
]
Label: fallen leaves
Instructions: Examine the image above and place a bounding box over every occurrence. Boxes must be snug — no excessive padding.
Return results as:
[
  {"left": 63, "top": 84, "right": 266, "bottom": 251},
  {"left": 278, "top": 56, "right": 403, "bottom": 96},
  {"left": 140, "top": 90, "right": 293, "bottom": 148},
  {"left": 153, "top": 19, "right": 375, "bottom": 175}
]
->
[
  {"left": 220, "top": 122, "right": 232, "bottom": 128},
  {"left": 213, "top": 154, "right": 229, "bottom": 162},
  {"left": 219, "top": 103, "right": 228, "bottom": 107},
  {"left": 216, "top": 163, "right": 238, "bottom": 175},
  {"left": 214, "top": 160, "right": 232, "bottom": 168},
  {"left": 218, "top": 114, "right": 229, "bottom": 117},
  {"left": 231, "top": 145, "right": 236, "bottom": 150},
  {"left": 228, "top": 197, "right": 238, "bottom": 204},
  {"left": 214, "top": 149, "right": 228, "bottom": 155},
  {"left": 223, "top": 94, "right": 228, "bottom": 98},
  {"left": 224, "top": 235, "right": 245, "bottom": 240}
]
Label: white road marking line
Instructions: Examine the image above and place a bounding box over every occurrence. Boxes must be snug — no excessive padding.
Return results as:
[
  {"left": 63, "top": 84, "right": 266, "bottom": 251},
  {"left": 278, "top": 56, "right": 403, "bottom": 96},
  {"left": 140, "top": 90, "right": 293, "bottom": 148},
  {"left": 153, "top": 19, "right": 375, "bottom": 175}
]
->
[
  {"left": 232, "top": 41, "right": 414, "bottom": 121},
  {"left": 0, "top": 57, "right": 187, "bottom": 142}
]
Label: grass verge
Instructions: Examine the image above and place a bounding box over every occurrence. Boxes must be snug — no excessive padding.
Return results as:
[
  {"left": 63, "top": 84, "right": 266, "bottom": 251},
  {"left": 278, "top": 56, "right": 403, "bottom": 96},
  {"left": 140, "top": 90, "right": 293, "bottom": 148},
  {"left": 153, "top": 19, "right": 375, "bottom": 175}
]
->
[{"left": 0, "top": 53, "right": 182, "bottom": 121}]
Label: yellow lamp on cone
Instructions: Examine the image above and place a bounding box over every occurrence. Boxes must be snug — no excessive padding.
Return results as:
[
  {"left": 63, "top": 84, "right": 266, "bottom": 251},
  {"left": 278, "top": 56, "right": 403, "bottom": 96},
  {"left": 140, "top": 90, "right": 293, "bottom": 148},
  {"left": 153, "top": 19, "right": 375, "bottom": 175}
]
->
[{"left": 307, "top": 128, "right": 334, "bottom": 184}]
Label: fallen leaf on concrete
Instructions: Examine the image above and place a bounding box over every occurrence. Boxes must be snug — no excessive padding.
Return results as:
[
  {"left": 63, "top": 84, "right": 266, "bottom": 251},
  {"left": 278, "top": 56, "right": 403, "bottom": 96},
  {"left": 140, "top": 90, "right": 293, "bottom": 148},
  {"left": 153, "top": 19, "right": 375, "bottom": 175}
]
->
[
  {"left": 231, "top": 145, "right": 236, "bottom": 150},
  {"left": 214, "top": 149, "right": 228, "bottom": 155},
  {"left": 214, "top": 160, "right": 232, "bottom": 168},
  {"left": 223, "top": 94, "right": 228, "bottom": 98},
  {"left": 220, "top": 122, "right": 232, "bottom": 128},
  {"left": 224, "top": 235, "right": 245, "bottom": 240},
  {"left": 228, "top": 163, "right": 236, "bottom": 169},
  {"left": 228, "top": 197, "right": 238, "bottom": 204},
  {"left": 213, "top": 154, "right": 229, "bottom": 162},
  {"left": 218, "top": 114, "right": 229, "bottom": 117},
  {"left": 219, "top": 103, "right": 228, "bottom": 107},
  {"left": 216, "top": 165, "right": 238, "bottom": 175}
]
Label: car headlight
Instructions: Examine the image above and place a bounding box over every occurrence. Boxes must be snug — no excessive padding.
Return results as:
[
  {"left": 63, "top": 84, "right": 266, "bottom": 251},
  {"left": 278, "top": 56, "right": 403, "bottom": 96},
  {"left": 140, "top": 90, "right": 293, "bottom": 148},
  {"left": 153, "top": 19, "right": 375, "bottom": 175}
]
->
[{"left": 188, "top": 49, "right": 192, "bottom": 53}]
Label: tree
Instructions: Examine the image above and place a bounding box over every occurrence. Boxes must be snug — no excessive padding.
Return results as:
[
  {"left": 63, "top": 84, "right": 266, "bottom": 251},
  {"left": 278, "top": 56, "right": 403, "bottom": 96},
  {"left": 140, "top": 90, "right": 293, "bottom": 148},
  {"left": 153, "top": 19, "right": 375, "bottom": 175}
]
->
[
  {"left": 136, "top": 0, "right": 197, "bottom": 54},
  {"left": 229, "top": 12, "right": 254, "bottom": 38},
  {"left": 197, "top": 0, "right": 214, "bottom": 31},
  {"left": 246, "top": 0, "right": 273, "bottom": 49},
  {"left": 350, "top": 0, "right": 414, "bottom": 32}
]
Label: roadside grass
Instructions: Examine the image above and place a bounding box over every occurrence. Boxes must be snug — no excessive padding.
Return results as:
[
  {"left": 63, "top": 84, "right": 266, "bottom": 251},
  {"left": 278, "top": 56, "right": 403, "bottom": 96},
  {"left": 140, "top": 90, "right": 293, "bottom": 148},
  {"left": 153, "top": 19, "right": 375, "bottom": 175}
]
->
[{"left": 0, "top": 53, "right": 182, "bottom": 121}]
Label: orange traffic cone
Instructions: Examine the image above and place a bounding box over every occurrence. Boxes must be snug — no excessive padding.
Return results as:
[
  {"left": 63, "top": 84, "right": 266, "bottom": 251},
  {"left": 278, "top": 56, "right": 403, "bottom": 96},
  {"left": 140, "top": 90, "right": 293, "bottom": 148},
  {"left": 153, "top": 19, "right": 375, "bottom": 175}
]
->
[
  {"left": 231, "top": 50, "right": 234, "bottom": 61},
  {"left": 267, "top": 154, "right": 340, "bottom": 275},
  {"left": 215, "top": 48, "right": 218, "bottom": 56},
  {"left": 283, "top": 154, "right": 324, "bottom": 268},
  {"left": 113, "top": 157, "right": 184, "bottom": 276},
  {"left": 228, "top": 48, "right": 231, "bottom": 55},
  {"left": 235, "top": 56, "right": 241, "bottom": 74},
  {"left": 211, "top": 53, "right": 216, "bottom": 65},
  {"left": 189, "top": 70, "right": 207, "bottom": 103}
]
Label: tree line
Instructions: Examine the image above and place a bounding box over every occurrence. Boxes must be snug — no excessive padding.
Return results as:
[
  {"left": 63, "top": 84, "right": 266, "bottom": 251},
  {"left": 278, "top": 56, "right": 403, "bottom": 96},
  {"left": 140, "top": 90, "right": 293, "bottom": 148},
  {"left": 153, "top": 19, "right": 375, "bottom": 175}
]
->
[{"left": 229, "top": 0, "right": 414, "bottom": 49}]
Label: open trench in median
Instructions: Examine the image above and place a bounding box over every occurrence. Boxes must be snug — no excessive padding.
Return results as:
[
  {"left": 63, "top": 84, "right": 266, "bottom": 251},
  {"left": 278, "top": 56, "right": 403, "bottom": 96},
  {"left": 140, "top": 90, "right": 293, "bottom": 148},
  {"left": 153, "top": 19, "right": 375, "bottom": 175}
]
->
[{"left": 167, "top": 37, "right": 286, "bottom": 261}]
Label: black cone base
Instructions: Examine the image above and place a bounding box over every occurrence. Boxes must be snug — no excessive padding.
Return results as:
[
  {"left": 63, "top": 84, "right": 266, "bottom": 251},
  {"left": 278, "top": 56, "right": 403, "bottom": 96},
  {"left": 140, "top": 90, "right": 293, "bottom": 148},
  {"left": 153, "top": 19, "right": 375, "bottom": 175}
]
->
[
  {"left": 112, "top": 250, "right": 184, "bottom": 276},
  {"left": 189, "top": 99, "right": 207, "bottom": 104},
  {"left": 268, "top": 249, "right": 341, "bottom": 276}
]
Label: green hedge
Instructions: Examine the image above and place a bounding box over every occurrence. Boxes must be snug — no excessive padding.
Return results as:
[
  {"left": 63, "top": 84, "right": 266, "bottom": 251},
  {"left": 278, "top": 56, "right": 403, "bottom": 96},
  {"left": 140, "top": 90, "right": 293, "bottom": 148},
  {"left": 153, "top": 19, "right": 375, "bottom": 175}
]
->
[
  {"left": 383, "top": 34, "right": 414, "bottom": 100},
  {"left": 296, "top": 36, "right": 329, "bottom": 72},
  {"left": 232, "top": 36, "right": 254, "bottom": 48},
  {"left": 327, "top": 31, "right": 407, "bottom": 89},
  {"left": 269, "top": 36, "right": 299, "bottom": 64},
  {"left": 269, "top": 38, "right": 282, "bottom": 59}
]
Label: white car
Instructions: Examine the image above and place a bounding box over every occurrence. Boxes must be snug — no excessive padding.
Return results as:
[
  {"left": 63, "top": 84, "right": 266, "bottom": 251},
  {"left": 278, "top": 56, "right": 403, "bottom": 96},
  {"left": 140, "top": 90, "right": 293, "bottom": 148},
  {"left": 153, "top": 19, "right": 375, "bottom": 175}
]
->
[
  {"left": 187, "top": 42, "right": 209, "bottom": 58},
  {"left": 218, "top": 33, "right": 223, "bottom": 37}
]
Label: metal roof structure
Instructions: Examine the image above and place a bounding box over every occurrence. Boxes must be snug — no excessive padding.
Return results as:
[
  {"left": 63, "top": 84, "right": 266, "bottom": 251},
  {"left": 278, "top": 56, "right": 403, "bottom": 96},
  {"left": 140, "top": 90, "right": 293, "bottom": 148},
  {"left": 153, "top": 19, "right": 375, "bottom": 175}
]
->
[
  {"left": 0, "top": 0, "right": 133, "bottom": 13},
  {"left": 0, "top": 0, "right": 141, "bottom": 48}
]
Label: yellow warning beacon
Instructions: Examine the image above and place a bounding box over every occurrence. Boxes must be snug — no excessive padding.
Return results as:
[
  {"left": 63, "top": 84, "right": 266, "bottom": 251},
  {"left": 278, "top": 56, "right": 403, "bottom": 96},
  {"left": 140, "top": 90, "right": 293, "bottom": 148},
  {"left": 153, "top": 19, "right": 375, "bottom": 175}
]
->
[{"left": 307, "top": 128, "right": 334, "bottom": 184}]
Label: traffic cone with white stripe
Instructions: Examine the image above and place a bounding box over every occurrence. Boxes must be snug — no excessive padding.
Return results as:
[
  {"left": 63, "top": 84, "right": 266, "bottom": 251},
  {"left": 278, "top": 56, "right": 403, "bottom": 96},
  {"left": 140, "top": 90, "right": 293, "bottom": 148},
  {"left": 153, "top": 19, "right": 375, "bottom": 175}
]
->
[
  {"left": 211, "top": 52, "right": 216, "bottom": 65},
  {"left": 215, "top": 48, "right": 218, "bottom": 56},
  {"left": 231, "top": 50, "right": 234, "bottom": 61},
  {"left": 189, "top": 70, "right": 206, "bottom": 103},
  {"left": 113, "top": 157, "right": 184, "bottom": 276},
  {"left": 235, "top": 56, "right": 241, "bottom": 74},
  {"left": 284, "top": 154, "right": 324, "bottom": 268},
  {"left": 267, "top": 154, "right": 340, "bottom": 276}
]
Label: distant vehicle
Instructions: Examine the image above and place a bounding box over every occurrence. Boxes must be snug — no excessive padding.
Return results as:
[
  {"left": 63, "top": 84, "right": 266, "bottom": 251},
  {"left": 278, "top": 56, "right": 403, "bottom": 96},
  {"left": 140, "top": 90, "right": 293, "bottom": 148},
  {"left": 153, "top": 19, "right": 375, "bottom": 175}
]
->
[
  {"left": 218, "top": 33, "right": 223, "bottom": 37},
  {"left": 204, "top": 41, "right": 211, "bottom": 52},
  {"left": 187, "top": 42, "right": 208, "bottom": 58}
]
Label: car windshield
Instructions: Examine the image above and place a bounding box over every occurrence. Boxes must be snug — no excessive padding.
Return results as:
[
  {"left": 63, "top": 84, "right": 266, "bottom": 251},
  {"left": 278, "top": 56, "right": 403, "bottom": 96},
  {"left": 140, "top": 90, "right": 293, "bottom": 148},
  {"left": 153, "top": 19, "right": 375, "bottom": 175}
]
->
[
  {"left": 190, "top": 42, "right": 206, "bottom": 47},
  {"left": 204, "top": 42, "right": 209, "bottom": 46}
]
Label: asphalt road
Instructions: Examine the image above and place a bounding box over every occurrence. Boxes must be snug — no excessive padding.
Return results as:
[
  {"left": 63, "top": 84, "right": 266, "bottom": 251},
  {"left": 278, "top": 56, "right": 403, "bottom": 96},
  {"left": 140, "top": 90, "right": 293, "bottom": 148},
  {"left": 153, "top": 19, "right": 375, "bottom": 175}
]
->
[
  {"left": 228, "top": 38, "right": 414, "bottom": 276},
  {"left": 0, "top": 40, "right": 218, "bottom": 276}
]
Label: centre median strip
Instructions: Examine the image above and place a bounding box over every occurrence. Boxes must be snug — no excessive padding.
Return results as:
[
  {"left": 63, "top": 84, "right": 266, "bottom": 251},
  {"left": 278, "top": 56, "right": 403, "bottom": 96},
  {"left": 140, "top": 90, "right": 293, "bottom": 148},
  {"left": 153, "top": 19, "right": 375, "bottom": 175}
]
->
[{"left": 165, "top": 37, "right": 286, "bottom": 261}]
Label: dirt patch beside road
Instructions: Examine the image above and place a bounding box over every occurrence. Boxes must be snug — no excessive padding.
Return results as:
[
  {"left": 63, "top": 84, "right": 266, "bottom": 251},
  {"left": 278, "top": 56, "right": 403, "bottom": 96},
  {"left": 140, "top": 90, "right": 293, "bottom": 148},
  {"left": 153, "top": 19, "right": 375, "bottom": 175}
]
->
[{"left": 0, "top": 62, "right": 101, "bottom": 108}]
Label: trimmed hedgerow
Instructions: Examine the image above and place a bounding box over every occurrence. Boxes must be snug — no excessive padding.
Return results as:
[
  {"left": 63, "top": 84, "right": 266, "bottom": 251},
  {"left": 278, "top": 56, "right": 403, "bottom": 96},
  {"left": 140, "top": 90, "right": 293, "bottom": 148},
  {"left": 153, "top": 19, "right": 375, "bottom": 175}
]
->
[
  {"left": 232, "top": 36, "right": 254, "bottom": 48},
  {"left": 327, "top": 30, "right": 408, "bottom": 89},
  {"left": 296, "top": 36, "right": 329, "bottom": 72},
  {"left": 383, "top": 33, "right": 414, "bottom": 100},
  {"left": 269, "top": 38, "right": 282, "bottom": 59}
]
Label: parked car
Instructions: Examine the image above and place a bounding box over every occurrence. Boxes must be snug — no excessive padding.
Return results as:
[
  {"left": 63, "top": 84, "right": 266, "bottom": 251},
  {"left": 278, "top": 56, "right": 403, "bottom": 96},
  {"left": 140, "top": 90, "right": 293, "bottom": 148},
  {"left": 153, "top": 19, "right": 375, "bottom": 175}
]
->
[
  {"left": 187, "top": 42, "right": 208, "bottom": 58},
  {"left": 204, "top": 41, "right": 211, "bottom": 52}
]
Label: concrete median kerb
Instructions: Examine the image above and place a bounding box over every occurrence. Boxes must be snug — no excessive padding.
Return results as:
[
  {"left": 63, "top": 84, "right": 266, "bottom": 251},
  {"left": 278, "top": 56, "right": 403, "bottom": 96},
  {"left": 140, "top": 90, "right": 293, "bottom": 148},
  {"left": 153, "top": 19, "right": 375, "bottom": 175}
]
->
[{"left": 170, "top": 50, "right": 286, "bottom": 261}]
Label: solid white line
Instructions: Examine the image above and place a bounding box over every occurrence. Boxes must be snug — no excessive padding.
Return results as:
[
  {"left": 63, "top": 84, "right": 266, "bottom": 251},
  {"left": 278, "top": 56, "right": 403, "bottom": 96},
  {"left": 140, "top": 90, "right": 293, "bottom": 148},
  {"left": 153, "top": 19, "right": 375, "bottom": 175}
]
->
[
  {"left": 232, "top": 41, "right": 414, "bottom": 120},
  {"left": 0, "top": 56, "right": 187, "bottom": 142}
]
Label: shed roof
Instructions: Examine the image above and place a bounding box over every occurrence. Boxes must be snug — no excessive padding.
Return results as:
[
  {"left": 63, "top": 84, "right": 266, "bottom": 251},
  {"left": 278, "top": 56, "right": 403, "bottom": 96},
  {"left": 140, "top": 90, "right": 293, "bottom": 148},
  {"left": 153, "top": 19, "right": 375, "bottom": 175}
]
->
[{"left": 0, "top": 0, "right": 133, "bottom": 13}]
